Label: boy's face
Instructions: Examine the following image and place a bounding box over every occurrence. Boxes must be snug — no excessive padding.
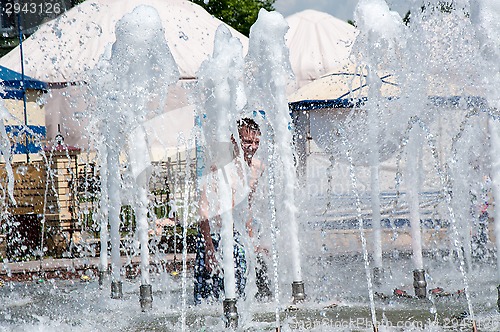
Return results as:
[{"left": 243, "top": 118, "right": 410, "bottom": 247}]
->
[{"left": 239, "top": 125, "right": 260, "bottom": 164}]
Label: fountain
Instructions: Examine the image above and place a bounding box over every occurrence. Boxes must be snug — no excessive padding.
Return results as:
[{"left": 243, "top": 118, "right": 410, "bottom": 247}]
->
[
  {"left": 4, "top": 0, "right": 500, "bottom": 331},
  {"left": 245, "top": 10, "right": 306, "bottom": 306},
  {"left": 195, "top": 24, "right": 247, "bottom": 327},
  {"left": 86, "top": 5, "right": 179, "bottom": 303}
]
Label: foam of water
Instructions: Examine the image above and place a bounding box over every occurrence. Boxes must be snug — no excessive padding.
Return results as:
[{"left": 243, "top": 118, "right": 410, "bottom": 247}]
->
[
  {"left": 246, "top": 8, "right": 303, "bottom": 288},
  {"left": 196, "top": 23, "right": 249, "bottom": 301},
  {"left": 87, "top": 5, "right": 179, "bottom": 284}
]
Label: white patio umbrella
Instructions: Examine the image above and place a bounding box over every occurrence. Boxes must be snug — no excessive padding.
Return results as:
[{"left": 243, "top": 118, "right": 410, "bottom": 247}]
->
[
  {"left": 0, "top": 0, "right": 249, "bottom": 153},
  {"left": 285, "top": 9, "right": 358, "bottom": 89}
]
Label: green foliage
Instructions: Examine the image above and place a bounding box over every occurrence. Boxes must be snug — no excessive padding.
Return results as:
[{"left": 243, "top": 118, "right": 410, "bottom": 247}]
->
[
  {"left": 438, "top": 2, "right": 454, "bottom": 13},
  {"left": 0, "top": 37, "right": 19, "bottom": 58},
  {"left": 190, "top": 0, "right": 275, "bottom": 36},
  {"left": 421, "top": 1, "right": 472, "bottom": 16},
  {"left": 120, "top": 205, "right": 135, "bottom": 232},
  {"left": 402, "top": 1, "right": 469, "bottom": 26},
  {"left": 163, "top": 225, "right": 198, "bottom": 237}
]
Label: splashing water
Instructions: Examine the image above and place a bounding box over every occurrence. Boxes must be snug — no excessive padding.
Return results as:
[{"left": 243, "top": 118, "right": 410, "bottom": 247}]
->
[
  {"left": 353, "top": 0, "right": 405, "bottom": 274},
  {"left": 246, "top": 8, "right": 303, "bottom": 287},
  {"left": 472, "top": 1, "right": 500, "bottom": 285},
  {"left": 339, "top": 127, "right": 378, "bottom": 330},
  {"left": 7, "top": 1, "right": 500, "bottom": 331},
  {"left": 87, "top": 5, "right": 179, "bottom": 286},
  {"left": 196, "top": 24, "right": 247, "bottom": 302}
]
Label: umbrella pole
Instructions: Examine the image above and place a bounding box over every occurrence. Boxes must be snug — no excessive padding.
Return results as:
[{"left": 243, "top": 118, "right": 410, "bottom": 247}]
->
[{"left": 16, "top": 5, "right": 29, "bottom": 163}]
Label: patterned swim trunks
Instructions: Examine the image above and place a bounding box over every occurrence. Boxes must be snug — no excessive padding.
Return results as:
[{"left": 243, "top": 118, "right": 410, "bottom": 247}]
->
[{"left": 193, "top": 231, "right": 247, "bottom": 304}]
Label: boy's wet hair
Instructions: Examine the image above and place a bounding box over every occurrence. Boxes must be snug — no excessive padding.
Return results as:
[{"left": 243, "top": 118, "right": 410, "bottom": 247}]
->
[{"left": 237, "top": 117, "right": 260, "bottom": 134}]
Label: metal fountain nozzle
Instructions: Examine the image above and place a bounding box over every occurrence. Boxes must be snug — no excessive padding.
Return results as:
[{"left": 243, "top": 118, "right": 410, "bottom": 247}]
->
[
  {"left": 496, "top": 285, "right": 500, "bottom": 312},
  {"left": 413, "top": 269, "right": 427, "bottom": 299},
  {"left": 292, "top": 281, "right": 306, "bottom": 304},
  {"left": 111, "top": 280, "right": 123, "bottom": 299},
  {"left": 98, "top": 271, "right": 106, "bottom": 287},
  {"left": 140, "top": 284, "right": 153, "bottom": 311},
  {"left": 223, "top": 298, "right": 238, "bottom": 328},
  {"left": 372, "top": 267, "right": 384, "bottom": 287}
]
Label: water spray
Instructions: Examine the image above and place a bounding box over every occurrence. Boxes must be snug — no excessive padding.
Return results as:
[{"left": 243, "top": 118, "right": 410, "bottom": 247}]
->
[
  {"left": 246, "top": 9, "right": 307, "bottom": 306},
  {"left": 490, "top": 119, "right": 500, "bottom": 313},
  {"left": 88, "top": 4, "right": 179, "bottom": 303},
  {"left": 196, "top": 24, "right": 246, "bottom": 328},
  {"left": 340, "top": 129, "right": 379, "bottom": 330}
]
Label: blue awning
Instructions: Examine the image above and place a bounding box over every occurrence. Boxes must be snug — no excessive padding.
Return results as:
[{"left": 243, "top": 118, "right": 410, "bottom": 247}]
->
[
  {"left": 0, "top": 65, "right": 48, "bottom": 99},
  {"left": 289, "top": 96, "right": 489, "bottom": 112}
]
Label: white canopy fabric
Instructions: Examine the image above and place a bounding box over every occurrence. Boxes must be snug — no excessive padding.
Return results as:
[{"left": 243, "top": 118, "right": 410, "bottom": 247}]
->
[
  {"left": 285, "top": 9, "right": 358, "bottom": 89},
  {"left": 0, "top": 0, "right": 248, "bottom": 153},
  {"left": 288, "top": 61, "right": 399, "bottom": 102},
  {"left": 0, "top": 0, "right": 248, "bottom": 82},
  {"left": 141, "top": 104, "right": 195, "bottom": 161}
]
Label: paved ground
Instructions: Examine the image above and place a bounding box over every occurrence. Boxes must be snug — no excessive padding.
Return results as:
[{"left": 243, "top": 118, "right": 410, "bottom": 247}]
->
[{"left": 0, "top": 254, "right": 195, "bottom": 282}]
